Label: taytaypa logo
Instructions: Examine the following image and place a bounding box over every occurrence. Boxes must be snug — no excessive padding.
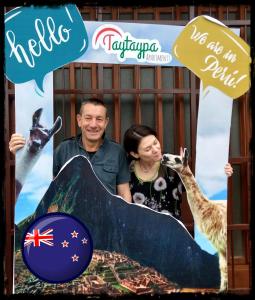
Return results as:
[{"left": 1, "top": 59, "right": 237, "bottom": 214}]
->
[
  {"left": 92, "top": 24, "right": 172, "bottom": 64},
  {"left": 4, "top": 5, "right": 88, "bottom": 94},
  {"left": 21, "top": 212, "right": 93, "bottom": 283}
]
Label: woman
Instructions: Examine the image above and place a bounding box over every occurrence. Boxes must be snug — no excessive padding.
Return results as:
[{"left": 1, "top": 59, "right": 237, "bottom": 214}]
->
[{"left": 123, "top": 124, "right": 233, "bottom": 219}]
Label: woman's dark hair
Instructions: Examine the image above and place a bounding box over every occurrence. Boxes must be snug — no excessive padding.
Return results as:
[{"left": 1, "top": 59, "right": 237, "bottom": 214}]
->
[{"left": 123, "top": 125, "right": 157, "bottom": 158}]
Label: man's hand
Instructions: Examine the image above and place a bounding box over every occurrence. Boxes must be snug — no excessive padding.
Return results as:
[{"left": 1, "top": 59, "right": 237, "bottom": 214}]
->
[
  {"left": 9, "top": 108, "right": 62, "bottom": 155},
  {"left": 117, "top": 183, "right": 132, "bottom": 203},
  {"left": 9, "top": 133, "right": 26, "bottom": 154}
]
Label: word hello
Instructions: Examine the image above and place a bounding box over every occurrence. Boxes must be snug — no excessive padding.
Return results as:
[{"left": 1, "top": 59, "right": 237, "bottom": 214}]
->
[{"left": 6, "top": 17, "right": 71, "bottom": 68}]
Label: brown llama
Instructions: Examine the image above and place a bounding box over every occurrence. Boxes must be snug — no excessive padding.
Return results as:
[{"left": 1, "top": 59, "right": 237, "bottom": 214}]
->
[{"left": 162, "top": 149, "right": 227, "bottom": 291}]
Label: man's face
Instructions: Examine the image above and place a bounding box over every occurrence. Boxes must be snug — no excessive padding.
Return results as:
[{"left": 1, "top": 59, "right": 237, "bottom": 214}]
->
[{"left": 77, "top": 103, "right": 109, "bottom": 142}]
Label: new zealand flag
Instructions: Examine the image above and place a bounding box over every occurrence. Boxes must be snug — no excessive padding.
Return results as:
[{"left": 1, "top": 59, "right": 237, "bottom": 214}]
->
[{"left": 21, "top": 212, "right": 93, "bottom": 283}]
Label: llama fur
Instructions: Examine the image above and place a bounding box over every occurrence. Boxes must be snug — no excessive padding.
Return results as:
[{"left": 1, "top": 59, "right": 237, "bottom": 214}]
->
[
  {"left": 15, "top": 108, "right": 62, "bottom": 199},
  {"left": 162, "top": 149, "right": 227, "bottom": 291}
]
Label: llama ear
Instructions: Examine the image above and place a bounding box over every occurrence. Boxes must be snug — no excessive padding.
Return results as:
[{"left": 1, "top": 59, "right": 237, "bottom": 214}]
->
[
  {"left": 180, "top": 146, "right": 184, "bottom": 157},
  {"left": 183, "top": 148, "right": 189, "bottom": 166}
]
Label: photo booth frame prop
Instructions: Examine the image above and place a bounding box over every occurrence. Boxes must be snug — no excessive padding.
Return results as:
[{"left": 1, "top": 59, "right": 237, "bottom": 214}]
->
[{"left": 4, "top": 5, "right": 250, "bottom": 294}]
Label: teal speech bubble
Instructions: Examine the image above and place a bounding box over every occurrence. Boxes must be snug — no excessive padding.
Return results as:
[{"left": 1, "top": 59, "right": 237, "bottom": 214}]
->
[{"left": 5, "top": 5, "right": 88, "bottom": 93}]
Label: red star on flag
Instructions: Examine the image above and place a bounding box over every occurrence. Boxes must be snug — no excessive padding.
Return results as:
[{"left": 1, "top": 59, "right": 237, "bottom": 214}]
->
[
  {"left": 61, "top": 240, "right": 69, "bottom": 248},
  {"left": 71, "top": 254, "right": 79, "bottom": 262},
  {"left": 71, "top": 230, "right": 78, "bottom": 238},
  {"left": 82, "top": 238, "right": 88, "bottom": 244}
]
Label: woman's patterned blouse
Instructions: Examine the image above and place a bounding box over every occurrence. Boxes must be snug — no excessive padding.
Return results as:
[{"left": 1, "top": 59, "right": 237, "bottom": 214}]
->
[{"left": 129, "top": 161, "right": 184, "bottom": 219}]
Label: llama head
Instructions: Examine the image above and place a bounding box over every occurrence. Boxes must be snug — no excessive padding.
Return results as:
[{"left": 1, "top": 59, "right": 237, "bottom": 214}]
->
[
  {"left": 161, "top": 148, "right": 189, "bottom": 173},
  {"left": 28, "top": 108, "right": 62, "bottom": 154}
]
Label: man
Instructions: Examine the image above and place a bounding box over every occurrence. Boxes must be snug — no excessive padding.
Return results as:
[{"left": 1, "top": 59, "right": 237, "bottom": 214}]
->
[{"left": 9, "top": 98, "right": 132, "bottom": 202}]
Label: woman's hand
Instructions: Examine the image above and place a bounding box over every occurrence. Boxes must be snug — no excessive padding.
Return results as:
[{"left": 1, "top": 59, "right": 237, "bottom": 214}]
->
[{"left": 224, "top": 163, "right": 233, "bottom": 177}]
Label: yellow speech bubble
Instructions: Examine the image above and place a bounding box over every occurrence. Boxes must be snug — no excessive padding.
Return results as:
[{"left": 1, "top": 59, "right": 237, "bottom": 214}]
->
[{"left": 172, "top": 15, "right": 250, "bottom": 99}]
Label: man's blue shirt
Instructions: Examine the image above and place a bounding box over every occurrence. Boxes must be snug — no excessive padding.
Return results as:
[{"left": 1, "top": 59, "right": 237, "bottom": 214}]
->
[{"left": 53, "top": 134, "right": 130, "bottom": 194}]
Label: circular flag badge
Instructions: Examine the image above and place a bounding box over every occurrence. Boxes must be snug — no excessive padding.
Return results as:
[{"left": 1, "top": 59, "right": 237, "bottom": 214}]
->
[{"left": 21, "top": 212, "right": 93, "bottom": 283}]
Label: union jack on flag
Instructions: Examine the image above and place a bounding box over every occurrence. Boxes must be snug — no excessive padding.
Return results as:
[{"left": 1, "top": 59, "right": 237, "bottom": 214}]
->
[{"left": 24, "top": 228, "right": 54, "bottom": 247}]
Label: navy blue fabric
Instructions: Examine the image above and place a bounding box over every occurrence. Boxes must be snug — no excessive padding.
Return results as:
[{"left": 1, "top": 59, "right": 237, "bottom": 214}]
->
[{"left": 17, "top": 156, "right": 220, "bottom": 288}]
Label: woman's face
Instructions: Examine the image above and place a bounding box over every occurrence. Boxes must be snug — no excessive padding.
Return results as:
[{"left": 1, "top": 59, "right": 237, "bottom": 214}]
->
[{"left": 136, "top": 135, "right": 162, "bottom": 162}]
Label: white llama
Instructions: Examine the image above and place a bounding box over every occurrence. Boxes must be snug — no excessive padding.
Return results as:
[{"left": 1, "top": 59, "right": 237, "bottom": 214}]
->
[
  {"left": 162, "top": 149, "right": 227, "bottom": 291},
  {"left": 15, "top": 108, "right": 62, "bottom": 199}
]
